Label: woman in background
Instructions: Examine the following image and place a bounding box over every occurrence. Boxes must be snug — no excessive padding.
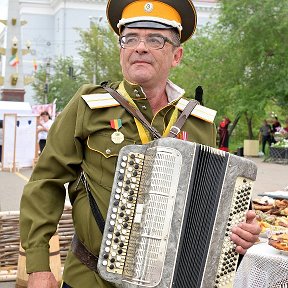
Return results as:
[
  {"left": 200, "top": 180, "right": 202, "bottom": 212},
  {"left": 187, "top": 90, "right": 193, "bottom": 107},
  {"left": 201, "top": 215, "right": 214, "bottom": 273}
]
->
[
  {"left": 37, "top": 111, "right": 53, "bottom": 153},
  {"left": 218, "top": 116, "right": 231, "bottom": 152}
]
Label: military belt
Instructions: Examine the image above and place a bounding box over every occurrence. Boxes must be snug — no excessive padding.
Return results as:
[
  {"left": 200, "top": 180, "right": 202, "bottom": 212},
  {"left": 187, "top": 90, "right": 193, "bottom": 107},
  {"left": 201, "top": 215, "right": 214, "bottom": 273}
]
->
[{"left": 71, "top": 233, "right": 99, "bottom": 272}]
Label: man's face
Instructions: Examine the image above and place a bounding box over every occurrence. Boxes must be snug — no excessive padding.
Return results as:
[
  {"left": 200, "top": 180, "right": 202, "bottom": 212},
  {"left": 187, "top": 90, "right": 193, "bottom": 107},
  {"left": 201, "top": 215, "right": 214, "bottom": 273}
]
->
[{"left": 119, "top": 28, "right": 183, "bottom": 88}]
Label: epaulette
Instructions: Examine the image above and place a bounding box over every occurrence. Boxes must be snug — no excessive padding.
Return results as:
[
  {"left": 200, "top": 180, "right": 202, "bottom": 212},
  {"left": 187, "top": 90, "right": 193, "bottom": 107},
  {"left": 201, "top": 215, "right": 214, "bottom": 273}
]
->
[
  {"left": 176, "top": 98, "right": 217, "bottom": 123},
  {"left": 82, "top": 93, "right": 120, "bottom": 109}
]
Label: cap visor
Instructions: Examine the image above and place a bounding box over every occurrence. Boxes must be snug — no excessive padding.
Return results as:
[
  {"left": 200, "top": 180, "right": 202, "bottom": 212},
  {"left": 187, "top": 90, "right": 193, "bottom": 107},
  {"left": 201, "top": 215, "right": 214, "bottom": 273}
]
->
[{"left": 124, "top": 21, "right": 173, "bottom": 30}]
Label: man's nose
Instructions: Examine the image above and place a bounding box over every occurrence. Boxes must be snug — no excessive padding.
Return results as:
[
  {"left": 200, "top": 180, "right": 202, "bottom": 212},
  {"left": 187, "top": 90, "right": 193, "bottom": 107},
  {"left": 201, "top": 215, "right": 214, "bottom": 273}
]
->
[{"left": 135, "top": 40, "right": 148, "bottom": 51}]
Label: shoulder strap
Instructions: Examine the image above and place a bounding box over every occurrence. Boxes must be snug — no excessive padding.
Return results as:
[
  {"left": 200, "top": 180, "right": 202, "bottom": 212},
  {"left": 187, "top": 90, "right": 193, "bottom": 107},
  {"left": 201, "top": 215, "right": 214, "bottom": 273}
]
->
[
  {"left": 101, "top": 84, "right": 162, "bottom": 140},
  {"left": 80, "top": 172, "right": 105, "bottom": 234},
  {"left": 167, "top": 99, "right": 199, "bottom": 138}
]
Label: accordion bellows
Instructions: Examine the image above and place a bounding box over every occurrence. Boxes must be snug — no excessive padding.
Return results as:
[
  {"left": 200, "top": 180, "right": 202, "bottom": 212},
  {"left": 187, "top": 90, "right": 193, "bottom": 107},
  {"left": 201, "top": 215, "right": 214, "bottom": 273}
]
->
[{"left": 97, "top": 138, "right": 257, "bottom": 288}]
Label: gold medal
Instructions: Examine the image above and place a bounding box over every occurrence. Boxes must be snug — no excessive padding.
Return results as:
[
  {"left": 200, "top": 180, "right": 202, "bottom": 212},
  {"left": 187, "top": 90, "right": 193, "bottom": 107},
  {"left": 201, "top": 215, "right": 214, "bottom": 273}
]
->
[{"left": 111, "top": 131, "right": 124, "bottom": 144}]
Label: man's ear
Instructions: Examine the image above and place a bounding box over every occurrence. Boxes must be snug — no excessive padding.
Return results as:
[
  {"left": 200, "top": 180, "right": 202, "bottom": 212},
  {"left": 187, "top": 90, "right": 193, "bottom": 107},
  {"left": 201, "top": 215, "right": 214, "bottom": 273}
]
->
[{"left": 172, "top": 46, "right": 183, "bottom": 67}]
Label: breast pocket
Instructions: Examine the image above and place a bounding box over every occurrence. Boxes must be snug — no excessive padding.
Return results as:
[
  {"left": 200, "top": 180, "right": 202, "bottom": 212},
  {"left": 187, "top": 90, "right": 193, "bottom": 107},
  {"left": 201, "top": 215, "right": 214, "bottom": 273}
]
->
[{"left": 84, "top": 133, "right": 135, "bottom": 189}]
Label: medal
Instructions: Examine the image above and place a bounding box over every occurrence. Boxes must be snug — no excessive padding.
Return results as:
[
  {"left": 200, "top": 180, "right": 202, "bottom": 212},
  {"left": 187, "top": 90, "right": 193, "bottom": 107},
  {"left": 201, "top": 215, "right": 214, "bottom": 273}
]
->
[
  {"left": 110, "top": 119, "right": 124, "bottom": 144},
  {"left": 111, "top": 131, "right": 125, "bottom": 144}
]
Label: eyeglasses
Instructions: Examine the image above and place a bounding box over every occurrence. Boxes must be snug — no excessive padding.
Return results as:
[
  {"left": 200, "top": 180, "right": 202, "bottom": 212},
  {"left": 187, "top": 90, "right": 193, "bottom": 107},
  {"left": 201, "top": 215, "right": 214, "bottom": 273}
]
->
[{"left": 119, "top": 34, "right": 177, "bottom": 50}]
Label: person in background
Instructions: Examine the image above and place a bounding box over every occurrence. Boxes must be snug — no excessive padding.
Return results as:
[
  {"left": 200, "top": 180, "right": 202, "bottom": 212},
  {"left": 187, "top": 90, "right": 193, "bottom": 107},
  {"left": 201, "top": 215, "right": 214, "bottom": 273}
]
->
[
  {"left": 271, "top": 116, "right": 281, "bottom": 143},
  {"left": 218, "top": 116, "right": 231, "bottom": 152},
  {"left": 20, "top": 1, "right": 261, "bottom": 287},
  {"left": 0, "top": 120, "right": 3, "bottom": 163},
  {"left": 37, "top": 111, "right": 53, "bottom": 153},
  {"left": 259, "top": 119, "right": 272, "bottom": 154}
]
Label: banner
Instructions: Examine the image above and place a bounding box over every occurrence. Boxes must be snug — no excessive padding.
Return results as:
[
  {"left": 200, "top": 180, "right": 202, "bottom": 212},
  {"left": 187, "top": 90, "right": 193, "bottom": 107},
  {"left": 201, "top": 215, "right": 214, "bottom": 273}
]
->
[{"left": 32, "top": 101, "right": 56, "bottom": 120}]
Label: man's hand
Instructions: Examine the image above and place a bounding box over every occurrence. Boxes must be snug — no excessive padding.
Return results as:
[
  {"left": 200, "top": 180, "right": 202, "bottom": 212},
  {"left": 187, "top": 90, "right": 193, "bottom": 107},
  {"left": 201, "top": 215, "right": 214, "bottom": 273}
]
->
[
  {"left": 230, "top": 210, "right": 261, "bottom": 255},
  {"left": 28, "top": 271, "right": 59, "bottom": 288}
]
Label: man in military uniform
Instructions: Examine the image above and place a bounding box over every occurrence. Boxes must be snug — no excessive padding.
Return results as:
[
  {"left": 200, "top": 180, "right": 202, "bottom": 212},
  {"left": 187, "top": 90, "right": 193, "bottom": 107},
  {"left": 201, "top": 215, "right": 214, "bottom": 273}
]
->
[{"left": 20, "top": 1, "right": 261, "bottom": 287}]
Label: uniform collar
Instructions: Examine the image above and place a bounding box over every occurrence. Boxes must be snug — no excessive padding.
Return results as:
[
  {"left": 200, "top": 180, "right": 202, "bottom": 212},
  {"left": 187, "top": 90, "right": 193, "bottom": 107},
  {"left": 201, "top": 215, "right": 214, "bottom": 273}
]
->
[{"left": 122, "top": 78, "right": 185, "bottom": 103}]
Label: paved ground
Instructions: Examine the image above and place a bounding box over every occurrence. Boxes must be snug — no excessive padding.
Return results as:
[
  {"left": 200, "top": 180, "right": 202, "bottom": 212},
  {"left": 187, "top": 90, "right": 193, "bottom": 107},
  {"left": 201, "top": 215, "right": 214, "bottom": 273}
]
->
[{"left": 0, "top": 156, "right": 287, "bottom": 287}]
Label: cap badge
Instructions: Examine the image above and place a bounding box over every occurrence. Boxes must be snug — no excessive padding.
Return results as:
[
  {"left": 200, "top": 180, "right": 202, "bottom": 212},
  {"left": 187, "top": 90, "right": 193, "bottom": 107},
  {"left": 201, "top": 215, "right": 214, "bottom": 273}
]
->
[{"left": 144, "top": 2, "right": 154, "bottom": 13}]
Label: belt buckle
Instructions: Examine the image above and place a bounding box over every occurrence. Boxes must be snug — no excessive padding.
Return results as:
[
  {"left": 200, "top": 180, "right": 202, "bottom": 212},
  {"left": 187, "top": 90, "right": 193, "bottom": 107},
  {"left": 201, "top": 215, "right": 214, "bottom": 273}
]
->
[{"left": 170, "top": 126, "right": 181, "bottom": 136}]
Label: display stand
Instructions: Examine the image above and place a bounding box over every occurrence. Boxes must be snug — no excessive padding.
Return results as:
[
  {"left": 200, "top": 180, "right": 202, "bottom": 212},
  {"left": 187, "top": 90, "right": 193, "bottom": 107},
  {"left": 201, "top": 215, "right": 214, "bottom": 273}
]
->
[
  {"left": 269, "top": 147, "right": 288, "bottom": 164},
  {"left": 2, "top": 113, "right": 38, "bottom": 171}
]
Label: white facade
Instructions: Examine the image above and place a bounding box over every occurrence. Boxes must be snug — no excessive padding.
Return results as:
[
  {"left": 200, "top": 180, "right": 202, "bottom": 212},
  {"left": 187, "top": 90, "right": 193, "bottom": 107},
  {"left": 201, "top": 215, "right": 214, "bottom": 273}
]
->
[{"left": 0, "top": 0, "right": 219, "bottom": 103}]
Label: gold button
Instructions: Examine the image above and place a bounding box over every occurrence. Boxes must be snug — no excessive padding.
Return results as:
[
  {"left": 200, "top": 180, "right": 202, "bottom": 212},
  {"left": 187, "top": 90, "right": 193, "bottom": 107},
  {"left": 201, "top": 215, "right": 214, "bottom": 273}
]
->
[{"left": 106, "top": 149, "right": 111, "bottom": 155}]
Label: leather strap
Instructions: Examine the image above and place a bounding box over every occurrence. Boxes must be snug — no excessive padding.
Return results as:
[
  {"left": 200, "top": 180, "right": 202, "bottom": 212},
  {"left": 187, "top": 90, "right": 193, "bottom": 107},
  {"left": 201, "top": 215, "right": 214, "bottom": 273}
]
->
[
  {"left": 101, "top": 84, "right": 162, "bottom": 140},
  {"left": 80, "top": 172, "right": 105, "bottom": 234},
  {"left": 167, "top": 99, "right": 199, "bottom": 138},
  {"left": 71, "top": 234, "right": 99, "bottom": 272}
]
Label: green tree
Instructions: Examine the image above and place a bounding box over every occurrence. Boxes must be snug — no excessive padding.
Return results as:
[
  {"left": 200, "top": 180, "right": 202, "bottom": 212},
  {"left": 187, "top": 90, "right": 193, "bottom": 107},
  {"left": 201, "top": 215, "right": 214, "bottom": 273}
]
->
[
  {"left": 32, "top": 57, "right": 86, "bottom": 111},
  {"left": 172, "top": 0, "right": 288, "bottom": 140},
  {"left": 77, "top": 23, "right": 122, "bottom": 84}
]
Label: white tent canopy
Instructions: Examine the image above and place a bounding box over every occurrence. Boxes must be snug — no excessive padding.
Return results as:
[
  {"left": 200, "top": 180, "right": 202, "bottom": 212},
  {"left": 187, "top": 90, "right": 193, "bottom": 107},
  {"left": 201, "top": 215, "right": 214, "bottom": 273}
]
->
[{"left": 0, "top": 101, "right": 32, "bottom": 120}]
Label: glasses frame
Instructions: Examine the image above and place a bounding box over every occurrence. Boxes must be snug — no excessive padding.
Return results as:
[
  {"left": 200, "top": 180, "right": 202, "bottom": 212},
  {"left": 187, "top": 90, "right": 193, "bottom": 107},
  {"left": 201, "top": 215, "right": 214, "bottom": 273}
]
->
[{"left": 119, "top": 34, "right": 178, "bottom": 50}]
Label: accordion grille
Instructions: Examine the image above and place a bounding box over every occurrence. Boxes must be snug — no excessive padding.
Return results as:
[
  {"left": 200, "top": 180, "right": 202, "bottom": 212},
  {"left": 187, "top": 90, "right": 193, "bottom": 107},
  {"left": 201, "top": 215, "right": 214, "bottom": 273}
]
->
[{"left": 123, "top": 148, "right": 182, "bottom": 285}]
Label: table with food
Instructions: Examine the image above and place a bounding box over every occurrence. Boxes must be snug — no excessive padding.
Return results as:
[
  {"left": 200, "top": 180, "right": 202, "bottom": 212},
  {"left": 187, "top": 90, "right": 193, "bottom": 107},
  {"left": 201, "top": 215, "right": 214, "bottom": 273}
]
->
[{"left": 234, "top": 188, "right": 288, "bottom": 288}]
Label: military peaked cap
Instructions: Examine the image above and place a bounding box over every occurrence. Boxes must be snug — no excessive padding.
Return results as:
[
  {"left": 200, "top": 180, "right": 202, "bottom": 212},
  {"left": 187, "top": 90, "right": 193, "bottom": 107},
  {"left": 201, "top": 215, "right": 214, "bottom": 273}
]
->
[{"left": 106, "top": 0, "right": 197, "bottom": 43}]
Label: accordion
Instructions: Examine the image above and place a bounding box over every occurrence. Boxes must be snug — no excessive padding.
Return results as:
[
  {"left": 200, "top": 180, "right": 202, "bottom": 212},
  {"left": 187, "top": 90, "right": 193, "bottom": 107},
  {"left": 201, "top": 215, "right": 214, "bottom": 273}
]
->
[{"left": 97, "top": 138, "right": 257, "bottom": 287}]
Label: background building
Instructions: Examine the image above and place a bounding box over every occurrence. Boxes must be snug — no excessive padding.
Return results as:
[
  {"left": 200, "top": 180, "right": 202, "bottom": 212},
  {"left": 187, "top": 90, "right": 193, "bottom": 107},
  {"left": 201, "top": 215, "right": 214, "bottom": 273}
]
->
[{"left": 0, "top": 0, "right": 219, "bottom": 103}]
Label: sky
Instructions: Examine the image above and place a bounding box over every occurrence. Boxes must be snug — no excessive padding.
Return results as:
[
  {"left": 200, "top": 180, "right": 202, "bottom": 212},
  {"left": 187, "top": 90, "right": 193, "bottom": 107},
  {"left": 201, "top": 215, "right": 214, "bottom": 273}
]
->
[{"left": 0, "top": 0, "right": 8, "bottom": 33}]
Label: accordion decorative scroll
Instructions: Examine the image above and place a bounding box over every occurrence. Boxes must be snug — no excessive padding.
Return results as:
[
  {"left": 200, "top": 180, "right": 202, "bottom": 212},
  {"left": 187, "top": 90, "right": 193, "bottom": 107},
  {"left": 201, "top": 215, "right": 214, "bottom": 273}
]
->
[{"left": 97, "top": 138, "right": 257, "bottom": 288}]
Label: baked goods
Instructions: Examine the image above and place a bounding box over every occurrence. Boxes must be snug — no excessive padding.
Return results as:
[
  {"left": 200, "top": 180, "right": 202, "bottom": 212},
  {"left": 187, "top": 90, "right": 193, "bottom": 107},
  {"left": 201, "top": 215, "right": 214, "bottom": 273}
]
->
[
  {"left": 253, "top": 194, "right": 288, "bottom": 236},
  {"left": 256, "top": 211, "right": 288, "bottom": 234},
  {"left": 253, "top": 196, "right": 288, "bottom": 215},
  {"left": 275, "top": 217, "right": 288, "bottom": 228},
  {"left": 268, "top": 233, "right": 288, "bottom": 251},
  {"left": 252, "top": 196, "right": 275, "bottom": 211}
]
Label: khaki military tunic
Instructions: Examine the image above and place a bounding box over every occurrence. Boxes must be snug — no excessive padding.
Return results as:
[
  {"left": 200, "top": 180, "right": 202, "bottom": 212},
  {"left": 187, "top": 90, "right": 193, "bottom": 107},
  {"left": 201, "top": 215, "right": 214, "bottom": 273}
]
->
[{"left": 20, "top": 80, "right": 216, "bottom": 288}]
